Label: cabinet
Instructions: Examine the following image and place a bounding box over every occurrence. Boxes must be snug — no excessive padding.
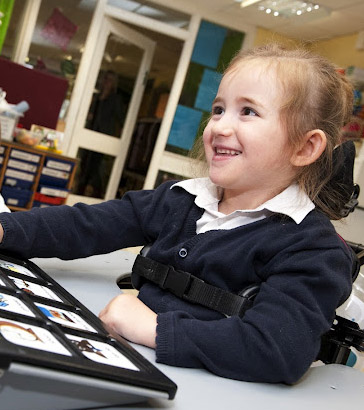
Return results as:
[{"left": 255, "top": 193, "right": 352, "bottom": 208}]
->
[{"left": 0, "top": 141, "right": 78, "bottom": 211}]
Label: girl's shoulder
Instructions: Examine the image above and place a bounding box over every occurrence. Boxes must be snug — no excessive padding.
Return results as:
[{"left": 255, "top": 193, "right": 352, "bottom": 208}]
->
[{"left": 262, "top": 210, "right": 347, "bottom": 254}]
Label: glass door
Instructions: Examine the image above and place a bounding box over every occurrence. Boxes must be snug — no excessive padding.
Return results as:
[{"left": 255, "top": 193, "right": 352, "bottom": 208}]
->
[{"left": 68, "top": 16, "right": 155, "bottom": 201}]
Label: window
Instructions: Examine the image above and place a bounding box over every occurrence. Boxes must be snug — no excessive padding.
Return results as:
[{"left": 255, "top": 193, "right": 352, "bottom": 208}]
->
[
  {"left": 0, "top": 0, "right": 27, "bottom": 59},
  {"left": 107, "top": 0, "right": 190, "bottom": 28}
]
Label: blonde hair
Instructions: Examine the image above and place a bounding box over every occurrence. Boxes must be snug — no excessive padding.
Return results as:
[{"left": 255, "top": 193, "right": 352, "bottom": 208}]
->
[{"left": 194, "top": 43, "right": 354, "bottom": 220}]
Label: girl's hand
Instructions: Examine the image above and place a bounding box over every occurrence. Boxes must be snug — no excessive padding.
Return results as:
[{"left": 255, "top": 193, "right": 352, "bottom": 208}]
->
[{"left": 99, "top": 293, "right": 157, "bottom": 348}]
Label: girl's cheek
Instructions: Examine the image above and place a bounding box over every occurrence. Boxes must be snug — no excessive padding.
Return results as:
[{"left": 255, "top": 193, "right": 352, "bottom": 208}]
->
[
  {"left": 202, "top": 132, "right": 208, "bottom": 148},
  {"left": 202, "top": 131, "right": 213, "bottom": 161},
  {"left": 202, "top": 125, "right": 212, "bottom": 144}
]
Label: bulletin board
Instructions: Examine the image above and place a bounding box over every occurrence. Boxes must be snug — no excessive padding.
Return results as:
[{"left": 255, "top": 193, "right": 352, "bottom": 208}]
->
[
  {"left": 0, "top": 58, "right": 68, "bottom": 130},
  {"left": 0, "top": 252, "right": 177, "bottom": 408}
]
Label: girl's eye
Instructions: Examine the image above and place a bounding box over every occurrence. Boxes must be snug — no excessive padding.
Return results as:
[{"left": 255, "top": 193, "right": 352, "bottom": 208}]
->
[
  {"left": 242, "top": 107, "right": 257, "bottom": 116},
  {"left": 212, "top": 106, "right": 224, "bottom": 115}
]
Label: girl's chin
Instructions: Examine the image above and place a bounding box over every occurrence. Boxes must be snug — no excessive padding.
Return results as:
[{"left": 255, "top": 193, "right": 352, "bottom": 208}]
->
[{"left": 208, "top": 174, "right": 226, "bottom": 187}]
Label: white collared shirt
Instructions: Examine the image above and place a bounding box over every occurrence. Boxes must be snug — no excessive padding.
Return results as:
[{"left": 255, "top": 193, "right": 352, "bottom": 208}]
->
[{"left": 171, "top": 178, "right": 314, "bottom": 234}]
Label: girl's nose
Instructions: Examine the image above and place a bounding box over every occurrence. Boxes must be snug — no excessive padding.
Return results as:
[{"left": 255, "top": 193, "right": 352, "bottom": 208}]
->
[{"left": 211, "top": 116, "right": 234, "bottom": 137}]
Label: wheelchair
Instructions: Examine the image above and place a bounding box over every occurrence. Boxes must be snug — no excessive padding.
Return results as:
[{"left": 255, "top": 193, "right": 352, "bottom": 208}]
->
[{"left": 117, "top": 140, "right": 364, "bottom": 367}]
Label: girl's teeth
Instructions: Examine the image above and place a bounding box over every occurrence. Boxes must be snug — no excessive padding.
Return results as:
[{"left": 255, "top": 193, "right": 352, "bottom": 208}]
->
[{"left": 216, "top": 148, "right": 240, "bottom": 155}]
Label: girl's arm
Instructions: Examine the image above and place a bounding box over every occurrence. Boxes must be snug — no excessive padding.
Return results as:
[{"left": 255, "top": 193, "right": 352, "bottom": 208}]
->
[
  {"left": 99, "top": 293, "right": 157, "bottom": 348},
  {"left": 0, "top": 183, "right": 174, "bottom": 260}
]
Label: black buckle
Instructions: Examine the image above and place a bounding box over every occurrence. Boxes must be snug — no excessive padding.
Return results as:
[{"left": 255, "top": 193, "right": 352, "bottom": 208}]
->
[
  {"left": 340, "top": 184, "right": 360, "bottom": 217},
  {"left": 162, "top": 266, "right": 191, "bottom": 298},
  {"left": 318, "top": 316, "right": 364, "bottom": 364}
]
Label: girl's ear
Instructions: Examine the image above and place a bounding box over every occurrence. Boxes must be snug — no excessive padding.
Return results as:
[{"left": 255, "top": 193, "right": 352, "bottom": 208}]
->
[{"left": 290, "top": 129, "right": 327, "bottom": 167}]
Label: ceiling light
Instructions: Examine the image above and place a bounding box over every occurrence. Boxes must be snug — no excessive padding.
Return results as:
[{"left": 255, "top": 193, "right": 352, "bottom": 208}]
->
[
  {"left": 237, "top": 1, "right": 330, "bottom": 20},
  {"left": 239, "top": 0, "right": 261, "bottom": 8}
]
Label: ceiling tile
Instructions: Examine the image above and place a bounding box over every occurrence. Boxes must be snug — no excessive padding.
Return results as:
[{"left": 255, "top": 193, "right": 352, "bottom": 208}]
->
[
  {"left": 273, "top": 22, "right": 329, "bottom": 41},
  {"left": 158, "top": 0, "right": 364, "bottom": 41},
  {"left": 313, "top": 0, "right": 364, "bottom": 11}
]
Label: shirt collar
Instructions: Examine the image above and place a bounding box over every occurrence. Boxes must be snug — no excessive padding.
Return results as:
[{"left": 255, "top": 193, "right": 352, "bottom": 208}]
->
[{"left": 171, "top": 178, "right": 314, "bottom": 224}]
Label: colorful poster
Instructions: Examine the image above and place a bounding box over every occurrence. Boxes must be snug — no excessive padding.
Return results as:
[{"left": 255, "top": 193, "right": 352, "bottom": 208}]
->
[
  {"left": 167, "top": 105, "right": 203, "bottom": 150},
  {"left": 40, "top": 8, "right": 78, "bottom": 51},
  {"left": 66, "top": 334, "right": 139, "bottom": 371},
  {"left": 0, "top": 292, "right": 35, "bottom": 317},
  {"left": 194, "top": 69, "right": 222, "bottom": 112},
  {"left": 9, "top": 276, "right": 63, "bottom": 302},
  {"left": 35, "top": 303, "right": 97, "bottom": 333},
  {"left": 0, "top": 317, "right": 71, "bottom": 356},
  {"left": 0, "top": 259, "right": 37, "bottom": 278},
  {"left": 191, "top": 20, "right": 227, "bottom": 69}
]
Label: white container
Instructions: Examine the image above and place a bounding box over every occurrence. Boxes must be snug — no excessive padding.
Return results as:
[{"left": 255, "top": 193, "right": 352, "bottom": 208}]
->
[
  {"left": 347, "top": 348, "right": 364, "bottom": 371},
  {"left": 0, "top": 113, "right": 19, "bottom": 141}
]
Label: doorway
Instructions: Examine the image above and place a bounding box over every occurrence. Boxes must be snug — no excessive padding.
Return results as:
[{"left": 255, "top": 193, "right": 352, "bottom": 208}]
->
[
  {"left": 115, "top": 24, "right": 183, "bottom": 198},
  {"left": 68, "top": 16, "right": 156, "bottom": 200}
]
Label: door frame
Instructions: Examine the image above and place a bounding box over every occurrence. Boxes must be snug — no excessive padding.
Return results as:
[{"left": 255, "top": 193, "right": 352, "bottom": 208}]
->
[
  {"left": 103, "top": 4, "right": 201, "bottom": 191},
  {"left": 65, "top": 2, "right": 201, "bottom": 205},
  {"left": 67, "top": 16, "right": 155, "bottom": 200}
]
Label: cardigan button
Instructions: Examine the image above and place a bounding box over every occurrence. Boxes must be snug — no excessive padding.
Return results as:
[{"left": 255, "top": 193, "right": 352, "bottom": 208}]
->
[{"left": 178, "top": 248, "right": 188, "bottom": 258}]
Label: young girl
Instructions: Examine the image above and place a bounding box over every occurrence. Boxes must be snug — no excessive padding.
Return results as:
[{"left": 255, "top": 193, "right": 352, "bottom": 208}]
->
[{"left": 0, "top": 44, "right": 355, "bottom": 384}]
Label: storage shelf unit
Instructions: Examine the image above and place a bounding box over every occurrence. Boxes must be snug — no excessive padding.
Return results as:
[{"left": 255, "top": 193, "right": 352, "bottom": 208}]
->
[{"left": 0, "top": 141, "right": 78, "bottom": 211}]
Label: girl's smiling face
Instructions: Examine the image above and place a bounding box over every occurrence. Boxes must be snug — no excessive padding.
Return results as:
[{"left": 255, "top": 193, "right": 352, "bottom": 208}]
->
[{"left": 203, "top": 60, "right": 298, "bottom": 210}]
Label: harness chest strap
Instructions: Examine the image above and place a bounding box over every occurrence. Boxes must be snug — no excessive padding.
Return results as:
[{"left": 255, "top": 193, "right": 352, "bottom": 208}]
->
[
  {"left": 131, "top": 255, "right": 256, "bottom": 317},
  {"left": 129, "top": 249, "right": 364, "bottom": 365}
]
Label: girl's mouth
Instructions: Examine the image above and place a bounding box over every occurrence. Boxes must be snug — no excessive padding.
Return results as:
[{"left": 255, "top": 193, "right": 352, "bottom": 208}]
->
[{"left": 215, "top": 147, "right": 242, "bottom": 156}]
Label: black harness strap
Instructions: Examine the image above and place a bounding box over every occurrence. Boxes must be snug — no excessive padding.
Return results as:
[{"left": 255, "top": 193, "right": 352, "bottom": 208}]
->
[{"left": 131, "top": 255, "right": 254, "bottom": 317}]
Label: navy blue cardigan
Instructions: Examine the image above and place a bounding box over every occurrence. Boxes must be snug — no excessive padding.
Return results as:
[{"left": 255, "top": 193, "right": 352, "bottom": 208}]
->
[{"left": 0, "top": 181, "right": 353, "bottom": 383}]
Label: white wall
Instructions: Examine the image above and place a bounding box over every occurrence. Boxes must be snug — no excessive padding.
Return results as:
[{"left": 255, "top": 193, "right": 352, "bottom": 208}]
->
[{"left": 334, "top": 207, "right": 364, "bottom": 244}]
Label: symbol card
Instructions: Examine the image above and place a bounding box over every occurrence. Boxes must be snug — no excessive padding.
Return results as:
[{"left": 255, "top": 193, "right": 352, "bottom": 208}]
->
[
  {"left": 0, "top": 259, "right": 37, "bottom": 278},
  {"left": 9, "top": 276, "right": 63, "bottom": 302},
  {"left": 0, "top": 317, "right": 71, "bottom": 356},
  {"left": 66, "top": 334, "right": 139, "bottom": 371},
  {"left": 0, "top": 292, "right": 35, "bottom": 317},
  {"left": 35, "top": 303, "right": 97, "bottom": 333}
]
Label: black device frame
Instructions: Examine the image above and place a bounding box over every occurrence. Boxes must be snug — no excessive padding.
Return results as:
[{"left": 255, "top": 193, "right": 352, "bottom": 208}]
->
[{"left": 0, "top": 252, "right": 177, "bottom": 400}]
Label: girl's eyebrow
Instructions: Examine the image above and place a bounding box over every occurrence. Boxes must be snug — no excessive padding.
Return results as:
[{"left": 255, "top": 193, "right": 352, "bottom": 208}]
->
[
  {"left": 212, "top": 96, "right": 264, "bottom": 109},
  {"left": 212, "top": 96, "right": 223, "bottom": 105},
  {"left": 237, "top": 96, "right": 263, "bottom": 109}
]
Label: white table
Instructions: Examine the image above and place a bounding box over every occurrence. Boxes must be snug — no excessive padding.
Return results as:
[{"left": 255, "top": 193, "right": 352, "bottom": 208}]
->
[{"left": 33, "top": 250, "right": 364, "bottom": 410}]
